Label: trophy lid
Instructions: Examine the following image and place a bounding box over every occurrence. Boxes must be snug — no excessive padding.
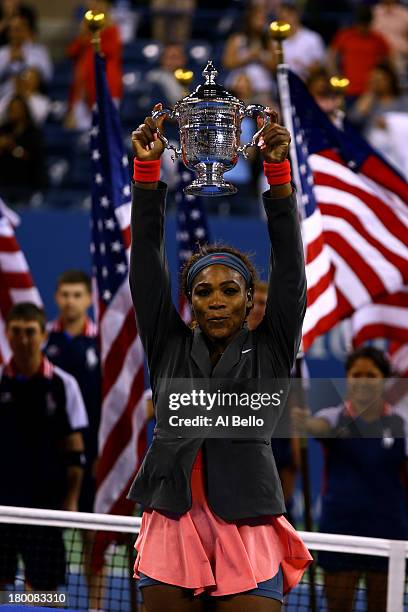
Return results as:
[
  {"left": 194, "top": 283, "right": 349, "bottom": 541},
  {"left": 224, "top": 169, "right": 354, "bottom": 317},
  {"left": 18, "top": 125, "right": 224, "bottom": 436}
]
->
[{"left": 180, "top": 60, "right": 243, "bottom": 105}]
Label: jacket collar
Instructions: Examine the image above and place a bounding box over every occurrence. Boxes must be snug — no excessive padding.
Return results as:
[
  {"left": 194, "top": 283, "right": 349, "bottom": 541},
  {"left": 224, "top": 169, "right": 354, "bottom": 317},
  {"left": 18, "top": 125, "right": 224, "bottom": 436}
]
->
[
  {"left": 191, "top": 326, "right": 251, "bottom": 378},
  {"left": 47, "top": 317, "right": 97, "bottom": 338},
  {"left": 4, "top": 356, "right": 54, "bottom": 380}
]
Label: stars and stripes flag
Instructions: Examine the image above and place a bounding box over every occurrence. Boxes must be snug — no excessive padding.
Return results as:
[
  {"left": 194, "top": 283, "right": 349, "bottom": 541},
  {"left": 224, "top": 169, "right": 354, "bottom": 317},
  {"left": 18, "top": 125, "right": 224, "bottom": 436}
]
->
[
  {"left": 285, "top": 70, "right": 408, "bottom": 351},
  {"left": 389, "top": 340, "right": 408, "bottom": 378},
  {"left": 175, "top": 166, "right": 211, "bottom": 322},
  {"left": 90, "top": 53, "right": 147, "bottom": 532},
  {"left": 351, "top": 290, "right": 408, "bottom": 383},
  {"left": 351, "top": 288, "right": 408, "bottom": 348},
  {"left": 0, "top": 200, "right": 42, "bottom": 364}
]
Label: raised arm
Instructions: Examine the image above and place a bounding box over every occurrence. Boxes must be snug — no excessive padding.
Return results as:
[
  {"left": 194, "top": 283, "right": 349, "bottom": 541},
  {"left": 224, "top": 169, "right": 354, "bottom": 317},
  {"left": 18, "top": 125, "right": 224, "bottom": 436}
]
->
[
  {"left": 129, "top": 106, "right": 185, "bottom": 368},
  {"left": 257, "top": 114, "right": 307, "bottom": 374}
]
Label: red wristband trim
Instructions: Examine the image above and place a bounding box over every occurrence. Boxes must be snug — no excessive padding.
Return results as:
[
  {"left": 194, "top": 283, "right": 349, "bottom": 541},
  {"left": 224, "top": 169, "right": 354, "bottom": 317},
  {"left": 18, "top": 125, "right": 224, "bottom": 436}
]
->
[
  {"left": 133, "top": 158, "right": 161, "bottom": 183},
  {"left": 263, "top": 160, "right": 291, "bottom": 185}
]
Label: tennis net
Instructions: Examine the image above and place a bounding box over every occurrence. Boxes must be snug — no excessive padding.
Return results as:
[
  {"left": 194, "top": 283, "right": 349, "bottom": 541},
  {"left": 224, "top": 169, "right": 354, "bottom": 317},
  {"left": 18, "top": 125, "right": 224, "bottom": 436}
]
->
[{"left": 0, "top": 505, "right": 406, "bottom": 611}]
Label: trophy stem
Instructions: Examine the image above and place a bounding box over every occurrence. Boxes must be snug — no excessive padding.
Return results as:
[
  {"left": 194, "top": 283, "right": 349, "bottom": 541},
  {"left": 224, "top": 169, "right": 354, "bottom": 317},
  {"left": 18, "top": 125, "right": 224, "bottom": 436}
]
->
[{"left": 184, "top": 163, "right": 237, "bottom": 197}]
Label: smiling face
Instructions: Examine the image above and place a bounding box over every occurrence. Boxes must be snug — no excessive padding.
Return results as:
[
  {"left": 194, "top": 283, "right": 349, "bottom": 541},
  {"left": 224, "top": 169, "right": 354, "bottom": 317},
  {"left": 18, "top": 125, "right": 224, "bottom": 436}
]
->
[
  {"left": 191, "top": 265, "right": 251, "bottom": 344},
  {"left": 347, "top": 357, "right": 385, "bottom": 409}
]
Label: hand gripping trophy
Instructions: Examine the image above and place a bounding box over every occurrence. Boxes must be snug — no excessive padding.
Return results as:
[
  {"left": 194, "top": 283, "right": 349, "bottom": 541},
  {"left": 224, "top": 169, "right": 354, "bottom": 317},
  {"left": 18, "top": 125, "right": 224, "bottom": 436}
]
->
[{"left": 152, "top": 61, "right": 271, "bottom": 196}]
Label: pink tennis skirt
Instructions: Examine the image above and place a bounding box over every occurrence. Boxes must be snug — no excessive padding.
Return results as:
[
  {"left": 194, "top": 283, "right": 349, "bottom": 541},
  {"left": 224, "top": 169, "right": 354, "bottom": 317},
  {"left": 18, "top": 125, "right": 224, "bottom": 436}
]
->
[{"left": 134, "top": 449, "right": 312, "bottom": 597}]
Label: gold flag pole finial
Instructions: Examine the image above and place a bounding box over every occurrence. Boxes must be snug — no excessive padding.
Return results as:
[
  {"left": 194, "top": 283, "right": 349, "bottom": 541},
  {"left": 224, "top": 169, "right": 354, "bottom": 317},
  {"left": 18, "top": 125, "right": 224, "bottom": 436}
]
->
[
  {"left": 269, "top": 21, "right": 291, "bottom": 66},
  {"left": 85, "top": 10, "right": 106, "bottom": 54},
  {"left": 174, "top": 68, "right": 194, "bottom": 96},
  {"left": 329, "top": 75, "right": 350, "bottom": 94},
  {"left": 329, "top": 75, "right": 350, "bottom": 112}
]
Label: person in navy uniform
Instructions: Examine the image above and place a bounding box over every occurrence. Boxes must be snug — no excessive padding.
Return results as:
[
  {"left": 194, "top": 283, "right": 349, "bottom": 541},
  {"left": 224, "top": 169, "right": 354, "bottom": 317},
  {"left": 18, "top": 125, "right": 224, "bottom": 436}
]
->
[
  {"left": 293, "top": 346, "right": 408, "bottom": 612},
  {"left": 45, "top": 269, "right": 101, "bottom": 512},
  {"left": 0, "top": 302, "right": 88, "bottom": 590},
  {"left": 44, "top": 270, "right": 102, "bottom": 607}
]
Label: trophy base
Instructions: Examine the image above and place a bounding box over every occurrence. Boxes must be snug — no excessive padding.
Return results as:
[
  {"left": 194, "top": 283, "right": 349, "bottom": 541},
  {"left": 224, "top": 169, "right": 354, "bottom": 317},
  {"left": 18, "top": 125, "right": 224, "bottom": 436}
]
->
[
  {"left": 184, "top": 163, "right": 238, "bottom": 197},
  {"left": 184, "top": 183, "right": 237, "bottom": 197}
]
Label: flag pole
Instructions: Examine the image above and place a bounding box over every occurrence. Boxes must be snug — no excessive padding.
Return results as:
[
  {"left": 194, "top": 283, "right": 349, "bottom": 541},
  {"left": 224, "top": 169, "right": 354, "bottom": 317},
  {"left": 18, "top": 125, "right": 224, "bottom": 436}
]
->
[
  {"left": 86, "top": 9, "right": 105, "bottom": 55},
  {"left": 269, "top": 21, "right": 305, "bottom": 220},
  {"left": 270, "top": 21, "right": 317, "bottom": 612},
  {"left": 87, "top": 12, "right": 138, "bottom": 612}
]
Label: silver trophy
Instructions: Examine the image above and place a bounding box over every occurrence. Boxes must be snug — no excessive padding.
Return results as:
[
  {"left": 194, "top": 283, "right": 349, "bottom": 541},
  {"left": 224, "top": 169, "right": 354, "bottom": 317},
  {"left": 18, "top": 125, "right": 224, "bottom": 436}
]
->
[{"left": 152, "top": 61, "right": 270, "bottom": 196}]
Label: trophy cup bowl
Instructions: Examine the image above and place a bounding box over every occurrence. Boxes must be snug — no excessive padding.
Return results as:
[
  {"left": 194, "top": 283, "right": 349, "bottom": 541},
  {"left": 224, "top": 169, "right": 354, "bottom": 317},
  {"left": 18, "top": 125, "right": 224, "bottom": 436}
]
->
[{"left": 152, "top": 61, "right": 270, "bottom": 196}]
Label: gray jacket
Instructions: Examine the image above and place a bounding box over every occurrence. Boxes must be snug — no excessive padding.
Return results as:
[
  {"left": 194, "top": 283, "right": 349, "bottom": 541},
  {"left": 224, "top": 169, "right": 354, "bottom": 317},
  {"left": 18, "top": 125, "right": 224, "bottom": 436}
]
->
[{"left": 127, "top": 183, "right": 306, "bottom": 520}]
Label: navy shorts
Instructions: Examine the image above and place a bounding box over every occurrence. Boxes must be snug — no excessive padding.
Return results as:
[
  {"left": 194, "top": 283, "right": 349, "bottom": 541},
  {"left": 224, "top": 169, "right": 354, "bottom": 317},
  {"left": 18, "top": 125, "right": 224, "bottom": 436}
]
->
[{"left": 138, "top": 566, "right": 283, "bottom": 602}]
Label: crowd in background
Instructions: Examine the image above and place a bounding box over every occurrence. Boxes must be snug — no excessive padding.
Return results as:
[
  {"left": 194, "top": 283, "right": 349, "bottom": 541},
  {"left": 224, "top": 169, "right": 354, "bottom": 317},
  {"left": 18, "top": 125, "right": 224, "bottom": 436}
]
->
[{"left": 0, "top": 0, "right": 406, "bottom": 211}]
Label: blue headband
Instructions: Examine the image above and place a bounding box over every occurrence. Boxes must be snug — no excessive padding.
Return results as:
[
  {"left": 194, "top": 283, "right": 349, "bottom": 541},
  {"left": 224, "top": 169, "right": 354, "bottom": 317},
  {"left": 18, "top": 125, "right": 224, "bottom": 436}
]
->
[{"left": 186, "top": 252, "right": 252, "bottom": 294}]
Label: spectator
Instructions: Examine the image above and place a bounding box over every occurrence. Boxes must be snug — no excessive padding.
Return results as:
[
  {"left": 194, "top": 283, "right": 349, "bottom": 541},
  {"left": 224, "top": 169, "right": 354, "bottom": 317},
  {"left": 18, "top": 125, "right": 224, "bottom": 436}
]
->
[
  {"left": 276, "top": 2, "right": 326, "bottom": 79},
  {"left": 0, "top": 14, "right": 52, "bottom": 99},
  {"left": 44, "top": 270, "right": 102, "bottom": 610},
  {"left": 348, "top": 63, "right": 408, "bottom": 170},
  {"left": 306, "top": 67, "right": 344, "bottom": 124},
  {"left": 67, "top": 0, "right": 122, "bottom": 130},
  {"left": 372, "top": 0, "right": 408, "bottom": 78},
  {"left": 293, "top": 346, "right": 408, "bottom": 612},
  {"left": 222, "top": 4, "right": 276, "bottom": 106},
  {"left": 329, "top": 5, "right": 390, "bottom": 100},
  {"left": 0, "top": 95, "right": 46, "bottom": 203},
  {"left": 0, "top": 303, "right": 88, "bottom": 590},
  {"left": 0, "top": 0, "right": 37, "bottom": 47},
  {"left": 150, "top": 0, "right": 196, "bottom": 44},
  {"left": 146, "top": 43, "right": 187, "bottom": 107},
  {"left": 0, "top": 67, "right": 50, "bottom": 126}
]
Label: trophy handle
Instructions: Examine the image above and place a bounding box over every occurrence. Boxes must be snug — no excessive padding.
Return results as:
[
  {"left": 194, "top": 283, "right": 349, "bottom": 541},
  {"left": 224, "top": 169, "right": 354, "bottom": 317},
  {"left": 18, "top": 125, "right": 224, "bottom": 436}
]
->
[
  {"left": 237, "top": 105, "right": 271, "bottom": 159},
  {"left": 151, "top": 107, "right": 182, "bottom": 159}
]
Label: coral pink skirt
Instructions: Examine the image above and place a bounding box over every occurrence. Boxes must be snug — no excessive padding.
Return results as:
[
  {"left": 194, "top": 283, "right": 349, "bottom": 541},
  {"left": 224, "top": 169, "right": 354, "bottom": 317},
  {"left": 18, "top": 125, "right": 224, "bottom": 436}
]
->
[{"left": 134, "top": 449, "right": 312, "bottom": 597}]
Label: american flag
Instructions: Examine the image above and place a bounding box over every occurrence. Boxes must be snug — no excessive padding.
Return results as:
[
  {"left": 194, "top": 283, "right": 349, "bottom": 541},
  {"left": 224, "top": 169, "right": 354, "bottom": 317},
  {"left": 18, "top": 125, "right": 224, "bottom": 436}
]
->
[
  {"left": 0, "top": 200, "right": 42, "bottom": 364},
  {"left": 286, "top": 71, "right": 408, "bottom": 351},
  {"left": 90, "top": 53, "right": 147, "bottom": 527},
  {"left": 351, "top": 288, "right": 408, "bottom": 348},
  {"left": 175, "top": 165, "right": 211, "bottom": 321},
  {"left": 390, "top": 340, "right": 408, "bottom": 378},
  {"left": 351, "top": 291, "right": 408, "bottom": 383}
]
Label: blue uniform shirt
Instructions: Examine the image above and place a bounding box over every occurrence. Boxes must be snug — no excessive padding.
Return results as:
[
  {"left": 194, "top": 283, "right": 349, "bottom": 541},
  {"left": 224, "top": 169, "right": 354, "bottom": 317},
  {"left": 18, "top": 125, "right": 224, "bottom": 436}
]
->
[
  {"left": 0, "top": 357, "right": 88, "bottom": 509},
  {"left": 45, "top": 319, "right": 101, "bottom": 465},
  {"left": 316, "top": 402, "right": 408, "bottom": 543}
]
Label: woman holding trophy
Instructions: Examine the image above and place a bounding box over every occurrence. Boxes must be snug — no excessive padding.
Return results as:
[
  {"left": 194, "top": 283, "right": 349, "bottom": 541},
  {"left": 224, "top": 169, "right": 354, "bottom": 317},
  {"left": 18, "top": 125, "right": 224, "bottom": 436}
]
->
[{"left": 127, "top": 94, "right": 312, "bottom": 611}]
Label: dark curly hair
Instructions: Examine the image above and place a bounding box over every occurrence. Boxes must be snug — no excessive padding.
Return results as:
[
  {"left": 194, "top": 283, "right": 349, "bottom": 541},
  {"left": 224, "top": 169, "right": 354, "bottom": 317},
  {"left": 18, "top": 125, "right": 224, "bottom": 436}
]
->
[
  {"left": 345, "top": 346, "right": 392, "bottom": 378},
  {"left": 181, "top": 243, "right": 259, "bottom": 301}
]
